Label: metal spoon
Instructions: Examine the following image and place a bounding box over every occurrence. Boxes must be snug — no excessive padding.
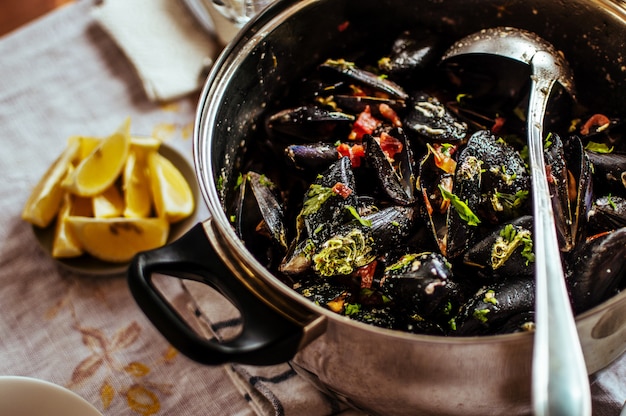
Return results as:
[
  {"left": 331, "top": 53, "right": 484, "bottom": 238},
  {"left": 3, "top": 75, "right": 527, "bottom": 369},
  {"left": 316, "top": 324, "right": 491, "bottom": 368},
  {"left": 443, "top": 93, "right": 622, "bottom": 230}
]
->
[{"left": 441, "top": 27, "right": 591, "bottom": 416}]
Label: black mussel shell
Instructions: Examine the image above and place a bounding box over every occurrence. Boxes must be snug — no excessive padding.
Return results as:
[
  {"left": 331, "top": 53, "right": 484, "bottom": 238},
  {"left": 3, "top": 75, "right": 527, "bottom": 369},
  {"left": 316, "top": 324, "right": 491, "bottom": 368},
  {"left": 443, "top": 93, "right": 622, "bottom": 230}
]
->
[
  {"left": 380, "top": 252, "right": 453, "bottom": 317},
  {"left": 266, "top": 105, "right": 355, "bottom": 142},
  {"left": 299, "top": 156, "right": 359, "bottom": 243},
  {"left": 545, "top": 134, "right": 593, "bottom": 251},
  {"left": 319, "top": 59, "right": 409, "bottom": 101},
  {"left": 348, "top": 306, "right": 397, "bottom": 330},
  {"left": 403, "top": 91, "right": 468, "bottom": 143},
  {"left": 333, "top": 95, "right": 406, "bottom": 116},
  {"left": 588, "top": 195, "right": 626, "bottom": 234},
  {"left": 566, "top": 228, "right": 626, "bottom": 314},
  {"left": 493, "top": 311, "right": 535, "bottom": 335},
  {"left": 285, "top": 142, "right": 339, "bottom": 172},
  {"left": 364, "top": 128, "right": 416, "bottom": 205},
  {"left": 307, "top": 205, "right": 417, "bottom": 279},
  {"left": 416, "top": 146, "right": 455, "bottom": 255},
  {"left": 463, "top": 215, "right": 535, "bottom": 280},
  {"left": 464, "top": 130, "right": 531, "bottom": 225},
  {"left": 293, "top": 277, "right": 354, "bottom": 308},
  {"left": 378, "top": 30, "right": 444, "bottom": 83},
  {"left": 232, "top": 171, "right": 288, "bottom": 267},
  {"left": 585, "top": 150, "right": 626, "bottom": 198},
  {"left": 279, "top": 157, "right": 358, "bottom": 276},
  {"left": 454, "top": 276, "right": 535, "bottom": 336}
]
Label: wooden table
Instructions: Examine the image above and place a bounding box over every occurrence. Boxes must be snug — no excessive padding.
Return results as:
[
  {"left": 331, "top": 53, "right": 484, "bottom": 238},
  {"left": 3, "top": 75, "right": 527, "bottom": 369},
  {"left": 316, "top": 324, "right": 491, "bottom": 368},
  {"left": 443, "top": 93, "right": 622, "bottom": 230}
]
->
[{"left": 0, "top": 0, "right": 74, "bottom": 36}]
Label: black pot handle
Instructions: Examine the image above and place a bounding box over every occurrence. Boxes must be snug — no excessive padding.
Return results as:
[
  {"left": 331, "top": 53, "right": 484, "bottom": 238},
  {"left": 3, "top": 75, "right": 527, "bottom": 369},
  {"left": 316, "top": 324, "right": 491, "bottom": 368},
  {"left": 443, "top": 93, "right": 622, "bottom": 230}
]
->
[{"left": 127, "top": 221, "right": 303, "bottom": 366}]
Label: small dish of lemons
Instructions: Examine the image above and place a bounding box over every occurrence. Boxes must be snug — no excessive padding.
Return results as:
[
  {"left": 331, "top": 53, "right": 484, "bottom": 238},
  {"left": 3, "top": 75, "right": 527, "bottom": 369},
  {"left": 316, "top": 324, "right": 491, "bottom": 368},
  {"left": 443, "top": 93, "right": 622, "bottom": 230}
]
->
[{"left": 22, "top": 118, "right": 198, "bottom": 275}]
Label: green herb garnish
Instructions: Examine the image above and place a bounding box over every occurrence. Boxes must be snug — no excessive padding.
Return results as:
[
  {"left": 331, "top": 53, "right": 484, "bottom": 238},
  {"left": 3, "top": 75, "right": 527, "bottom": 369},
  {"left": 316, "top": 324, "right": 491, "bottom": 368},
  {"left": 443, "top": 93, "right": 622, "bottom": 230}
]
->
[
  {"left": 585, "top": 141, "right": 614, "bottom": 154},
  {"left": 607, "top": 194, "right": 618, "bottom": 210},
  {"left": 344, "top": 303, "right": 361, "bottom": 316},
  {"left": 438, "top": 185, "right": 481, "bottom": 226},
  {"left": 301, "top": 184, "right": 336, "bottom": 216},
  {"left": 491, "top": 224, "right": 535, "bottom": 268},
  {"left": 345, "top": 205, "right": 372, "bottom": 227},
  {"left": 473, "top": 308, "right": 490, "bottom": 323}
]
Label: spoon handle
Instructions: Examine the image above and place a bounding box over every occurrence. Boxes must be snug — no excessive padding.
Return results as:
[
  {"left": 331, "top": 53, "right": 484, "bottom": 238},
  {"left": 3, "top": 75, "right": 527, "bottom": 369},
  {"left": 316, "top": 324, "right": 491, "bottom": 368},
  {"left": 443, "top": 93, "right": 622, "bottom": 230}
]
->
[{"left": 528, "top": 51, "right": 591, "bottom": 416}]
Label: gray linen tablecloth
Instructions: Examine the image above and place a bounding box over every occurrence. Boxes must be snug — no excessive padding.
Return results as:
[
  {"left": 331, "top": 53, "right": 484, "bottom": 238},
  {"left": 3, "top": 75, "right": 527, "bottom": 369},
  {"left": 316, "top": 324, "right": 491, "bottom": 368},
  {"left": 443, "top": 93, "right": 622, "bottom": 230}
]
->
[{"left": 0, "top": 1, "right": 624, "bottom": 415}]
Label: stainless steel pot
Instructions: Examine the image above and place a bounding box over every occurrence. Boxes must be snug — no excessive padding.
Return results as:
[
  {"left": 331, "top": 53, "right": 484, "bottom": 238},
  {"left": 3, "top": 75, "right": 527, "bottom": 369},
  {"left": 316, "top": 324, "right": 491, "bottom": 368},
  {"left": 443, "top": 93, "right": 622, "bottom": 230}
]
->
[{"left": 128, "top": 1, "right": 626, "bottom": 414}]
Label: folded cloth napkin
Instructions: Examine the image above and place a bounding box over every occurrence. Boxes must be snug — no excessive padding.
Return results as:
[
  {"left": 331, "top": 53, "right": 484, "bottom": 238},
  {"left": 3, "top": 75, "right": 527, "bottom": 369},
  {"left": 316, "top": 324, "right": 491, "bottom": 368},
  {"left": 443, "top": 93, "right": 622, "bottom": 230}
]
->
[{"left": 92, "top": 0, "right": 219, "bottom": 102}]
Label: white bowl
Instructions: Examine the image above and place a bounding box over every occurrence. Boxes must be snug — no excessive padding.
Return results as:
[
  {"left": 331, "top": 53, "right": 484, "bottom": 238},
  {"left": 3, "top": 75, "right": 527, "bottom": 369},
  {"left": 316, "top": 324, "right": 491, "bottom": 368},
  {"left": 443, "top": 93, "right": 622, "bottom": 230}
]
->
[{"left": 0, "top": 376, "right": 102, "bottom": 416}]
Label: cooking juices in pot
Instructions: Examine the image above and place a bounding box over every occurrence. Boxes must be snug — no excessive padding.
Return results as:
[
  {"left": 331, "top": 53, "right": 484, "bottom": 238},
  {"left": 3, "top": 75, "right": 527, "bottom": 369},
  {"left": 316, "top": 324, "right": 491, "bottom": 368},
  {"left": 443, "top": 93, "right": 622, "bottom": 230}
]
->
[{"left": 225, "top": 29, "right": 626, "bottom": 336}]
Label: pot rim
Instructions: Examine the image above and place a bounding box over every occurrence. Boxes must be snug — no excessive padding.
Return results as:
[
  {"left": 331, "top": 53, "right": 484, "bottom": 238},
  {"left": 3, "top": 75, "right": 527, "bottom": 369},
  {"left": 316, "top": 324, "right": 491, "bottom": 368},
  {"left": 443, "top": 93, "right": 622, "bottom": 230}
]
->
[{"left": 192, "top": 0, "right": 626, "bottom": 347}]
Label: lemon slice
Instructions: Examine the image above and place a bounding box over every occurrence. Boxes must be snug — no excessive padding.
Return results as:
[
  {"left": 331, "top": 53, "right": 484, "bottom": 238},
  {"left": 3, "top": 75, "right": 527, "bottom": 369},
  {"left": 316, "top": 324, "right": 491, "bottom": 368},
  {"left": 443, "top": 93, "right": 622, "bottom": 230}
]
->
[
  {"left": 123, "top": 139, "right": 161, "bottom": 218},
  {"left": 22, "top": 138, "right": 81, "bottom": 227},
  {"left": 66, "top": 216, "right": 169, "bottom": 263},
  {"left": 148, "top": 151, "right": 194, "bottom": 223},
  {"left": 74, "top": 136, "right": 102, "bottom": 161},
  {"left": 52, "top": 194, "right": 83, "bottom": 258},
  {"left": 93, "top": 185, "right": 124, "bottom": 218},
  {"left": 63, "top": 119, "right": 131, "bottom": 197},
  {"left": 131, "top": 136, "right": 161, "bottom": 153}
]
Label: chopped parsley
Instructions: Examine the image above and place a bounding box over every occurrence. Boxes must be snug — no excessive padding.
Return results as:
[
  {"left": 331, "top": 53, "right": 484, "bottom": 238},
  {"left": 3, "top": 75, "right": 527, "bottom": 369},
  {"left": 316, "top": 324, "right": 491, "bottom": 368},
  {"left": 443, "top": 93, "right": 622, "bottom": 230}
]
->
[
  {"left": 585, "top": 141, "right": 614, "bottom": 154},
  {"left": 301, "top": 184, "right": 336, "bottom": 216},
  {"left": 473, "top": 308, "right": 490, "bottom": 323},
  {"left": 258, "top": 174, "right": 273, "bottom": 187},
  {"left": 385, "top": 253, "right": 419, "bottom": 272},
  {"left": 344, "top": 303, "right": 361, "bottom": 316},
  {"left": 491, "top": 189, "right": 529, "bottom": 212},
  {"left": 483, "top": 290, "right": 498, "bottom": 305},
  {"left": 312, "top": 229, "right": 375, "bottom": 277},
  {"left": 607, "top": 194, "right": 618, "bottom": 210},
  {"left": 438, "top": 185, "right": 481, "bottom": 226},
  {"left": 345, "top": 205, "right": 372, "bottom": 227},
  {"left": 234, "top": 172, "right": 244, "bottom": 190},
  {"left": 491, "top": 224, "right": 535, "bottom": 269},
  {"left": 544, "top": 132, "right": 553, "bottom": 149}
]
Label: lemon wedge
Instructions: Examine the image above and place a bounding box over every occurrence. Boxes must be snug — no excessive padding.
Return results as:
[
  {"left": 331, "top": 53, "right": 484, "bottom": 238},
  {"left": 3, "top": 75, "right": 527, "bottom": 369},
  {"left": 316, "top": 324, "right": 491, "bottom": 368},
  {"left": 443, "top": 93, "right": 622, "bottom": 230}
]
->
[
  {"left": 131, "top": 136, "right": 161, "bottom": 153},
  {"left": 22, "top": 138, "right": 81, "bottom": 227},
  {"left": 52, "top": 194, "right": 83, "bottom": 258},
  {"left": 66, "top": 216, "right": 169, "bottom": 263},
  {"left": 74, "top": 136, "right": 101, "bottom": 161},
  {"left": 148, "top": 151, "right": 194, "bottom": 223},
  {"left": 123, "top": 138, "right": 160, "bottom": 218},
  {"left": 62, "top": 119, "right": 131, "bottom": 197},
  {"left": 93, "top": 184, "right": 124, "bottom": 218}
]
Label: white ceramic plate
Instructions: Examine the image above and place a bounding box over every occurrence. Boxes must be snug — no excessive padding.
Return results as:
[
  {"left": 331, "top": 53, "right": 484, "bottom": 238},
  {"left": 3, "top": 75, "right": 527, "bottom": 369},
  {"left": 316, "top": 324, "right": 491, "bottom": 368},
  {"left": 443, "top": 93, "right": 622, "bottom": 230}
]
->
[
  {"left": 31, "top": 143, "right": 199, "bottom": 276},
  {"left": 0, "top": 376, "right": 102, "bottom": 416}
]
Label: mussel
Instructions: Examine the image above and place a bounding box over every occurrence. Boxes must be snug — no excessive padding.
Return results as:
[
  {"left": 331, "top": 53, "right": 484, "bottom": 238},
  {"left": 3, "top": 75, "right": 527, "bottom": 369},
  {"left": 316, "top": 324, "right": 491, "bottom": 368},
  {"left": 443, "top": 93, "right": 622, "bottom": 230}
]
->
[
  {"left": 566, "top": 228, "right": 626, "bottom": 314},
  {"left": 229, "top": 29, "right": 626, "bottom": 338}
]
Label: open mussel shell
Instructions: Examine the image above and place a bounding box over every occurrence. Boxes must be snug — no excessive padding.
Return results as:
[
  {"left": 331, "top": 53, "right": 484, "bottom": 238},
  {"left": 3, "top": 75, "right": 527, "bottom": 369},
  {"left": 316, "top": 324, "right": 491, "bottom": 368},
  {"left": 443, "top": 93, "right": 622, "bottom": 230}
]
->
[
  {"left": 265, "top": 105, "right": 355, "bottom": 142},
  {"left": 231, "top": 172, "right": 289, "bottom": 268},
  {"left": 319, "top": 59, "right": 409, "bottom": 101},
  {"left": 462, "top": 130, "right": 531, "bottom": 224},
  {"left": 544, "top": 133, "right": 593, "bottom": 251},
  {"left": 403, "top": 91, "right": 468, "bottom": 143},
  {"left": 333, "top": 95, "right": 407, "bottom": 116},
  {"left": 588, "top": 194, "right": 626, "bottom": 233},
  {"left": 567, "top": 227, "right": 626, "bottom": 314},
  {"left": 363, "top": 128, "right": 416, "bottom": 205},
  {"left": 279, "top": 157, "right": 359, "bottom": 276},
  {"left": 416, "top": 144, "right": 455, "bottom": 255},
  {"left": 585, "top": 150, "right": 626, "bottom": 198}
]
